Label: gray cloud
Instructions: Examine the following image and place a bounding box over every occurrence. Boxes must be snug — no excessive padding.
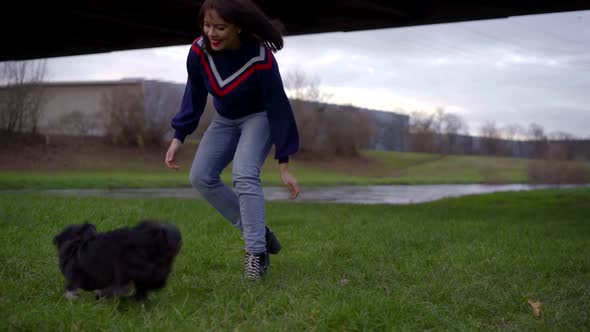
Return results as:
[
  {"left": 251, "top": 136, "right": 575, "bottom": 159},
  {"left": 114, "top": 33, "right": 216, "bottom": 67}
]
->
[{"left": 277, "top": 10, "right": 590, "bottom": 136}]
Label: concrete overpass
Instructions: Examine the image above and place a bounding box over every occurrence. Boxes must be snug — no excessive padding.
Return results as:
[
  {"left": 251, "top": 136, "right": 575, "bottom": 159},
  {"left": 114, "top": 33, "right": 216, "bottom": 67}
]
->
[{"left": 2, "top": 0, "right": 589, "bottom": 61}]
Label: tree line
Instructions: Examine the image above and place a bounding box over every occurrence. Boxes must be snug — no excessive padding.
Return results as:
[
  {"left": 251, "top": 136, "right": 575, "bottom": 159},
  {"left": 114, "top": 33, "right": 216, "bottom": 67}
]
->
[{"left": 1, "top": 61, "right": 588, "bottom": 164}]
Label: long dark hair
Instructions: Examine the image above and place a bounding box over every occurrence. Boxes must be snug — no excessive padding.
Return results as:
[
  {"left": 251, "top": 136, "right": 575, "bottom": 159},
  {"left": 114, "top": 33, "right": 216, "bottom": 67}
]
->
[{"left": 198, "top": 0, "right": 285, "bottom": 53}]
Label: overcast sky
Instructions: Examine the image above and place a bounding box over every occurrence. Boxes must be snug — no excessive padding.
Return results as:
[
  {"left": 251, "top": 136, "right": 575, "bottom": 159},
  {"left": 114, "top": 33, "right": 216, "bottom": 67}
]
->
[{"left": 45, "top": 10, "right": 590, "bottom": 138}]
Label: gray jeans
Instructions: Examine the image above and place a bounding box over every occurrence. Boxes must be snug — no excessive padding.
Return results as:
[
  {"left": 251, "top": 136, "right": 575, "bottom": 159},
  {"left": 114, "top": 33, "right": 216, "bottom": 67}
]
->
[{"left": 189, "top": 112, "right": 272, "bottom": 254}]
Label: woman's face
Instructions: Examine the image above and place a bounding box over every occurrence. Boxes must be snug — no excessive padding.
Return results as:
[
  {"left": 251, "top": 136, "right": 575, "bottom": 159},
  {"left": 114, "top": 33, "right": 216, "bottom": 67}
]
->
[{"left": 203, "top": 9, "right": 241, "bottom": 51}]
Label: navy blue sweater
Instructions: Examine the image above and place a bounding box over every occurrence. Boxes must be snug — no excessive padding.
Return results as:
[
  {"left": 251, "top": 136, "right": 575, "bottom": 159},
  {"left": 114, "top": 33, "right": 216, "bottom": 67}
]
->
[{"left": 171, "top": 36, "right": 299, "bottom": 163}]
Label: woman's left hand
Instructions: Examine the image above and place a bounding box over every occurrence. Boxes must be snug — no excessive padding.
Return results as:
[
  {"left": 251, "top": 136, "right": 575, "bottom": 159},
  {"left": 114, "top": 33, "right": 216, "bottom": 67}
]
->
[{"left": 279, "top": 163, "right": 300, "bottom": 200}]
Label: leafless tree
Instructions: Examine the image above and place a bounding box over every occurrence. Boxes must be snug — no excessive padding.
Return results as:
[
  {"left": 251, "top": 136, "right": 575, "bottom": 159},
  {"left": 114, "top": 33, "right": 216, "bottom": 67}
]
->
[
  {"left": 283, "top": 68, "right": 372, "bottom": 159},
  {"left": 497, "top": 123, "right": 525, "bottom": 157},
  {"left": 480, "top": 121, "right": 501, "bottom": 139},
  {"left": 143, "top": 81, "right": 184, "bottom": 145},
  {"left": 284, "top": 68, "right": 332, "bottom": 104},
  {"left": 479, "top": 121, "right": 505, "bottom": 155},
  {"left": 323, "top": 104, "right": 374, "bottom": 158},
  {"left": 526, "top": 127, "right": 588, "bottom": 183},
  {"left": 527, "top": 122, "right": 549, "bottom": 158},
  {"left": 409, "top": 108, "right": 469, "bottom": 154},
  {"left": 500, "top": 123, "right": 525, "bottom": 141},
  {"left": 284, "top": 68, "right": 330, "bottom": 156},
  {"left": 434, "top": 108, "right": 469, "bottom": 154},
  {"left": 0, "top": 60, "right": 48, "bottom": 134},
  {"left": 547, "top": 131, "right": 577, "bottom": 160},
  {"left": 194, "top": 97, "right": 216, "bottom": 140},
  {"left": 528, "top": 123, "right": 547, "bottom": 141},
  {"left": 439, "top": 111, "right": 468, "bottom": 136},
  {"left": 527, "top": 131, "right": 588, "bottom": 184},
  {"left": 101, "top": 88, "right": 144, "bottom": 147},
  {"left": 409, "top": 110, "right": 437, "bottom": 153},
  {"left": 50, "top": 110, "right": 101, "bottom": 136}
]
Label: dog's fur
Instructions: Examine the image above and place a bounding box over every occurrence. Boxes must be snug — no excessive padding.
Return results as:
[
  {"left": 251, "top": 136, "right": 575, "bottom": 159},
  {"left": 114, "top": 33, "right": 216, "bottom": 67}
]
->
[{"left": 53, "top": 220, "right": 182, "bottom": 300}]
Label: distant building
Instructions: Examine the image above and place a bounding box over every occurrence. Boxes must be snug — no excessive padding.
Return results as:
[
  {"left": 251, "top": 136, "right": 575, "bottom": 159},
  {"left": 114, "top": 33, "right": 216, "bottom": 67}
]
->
[
  {"left": 38, "top": 79, "right": 144, "bottom": 135},
  {"left": 0, "top": 79, "right": 184, "bottom": 137},
  {"left": 359, "top": 107, "right": 410, "bottom": 152}
]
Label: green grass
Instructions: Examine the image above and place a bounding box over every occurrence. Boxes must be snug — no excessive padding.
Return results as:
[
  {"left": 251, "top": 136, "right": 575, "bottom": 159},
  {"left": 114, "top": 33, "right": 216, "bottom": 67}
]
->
[
  {"left": 1, "top": 189, "right": 589, "bottom": 331},
  {"left": 353, "top": 151, "right": 532, "bottom": 184},
  {"left": 0, "top": 171, "right": 193, "bottom": 190},
  {"left": 4, "top": 150, "right": 589, "bottom": 189},
  {"left": 375, "top": 152, "right": 531, "bottom": 184}
]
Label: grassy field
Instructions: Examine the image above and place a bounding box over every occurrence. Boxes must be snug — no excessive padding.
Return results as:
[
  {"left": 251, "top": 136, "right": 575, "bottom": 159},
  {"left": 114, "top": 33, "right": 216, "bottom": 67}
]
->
[
  {"left": 1, "top": 188, "right": 589, "bottom": 331},
  {"left": 2, "top": 147, "right": 589, "bottom": 189}
]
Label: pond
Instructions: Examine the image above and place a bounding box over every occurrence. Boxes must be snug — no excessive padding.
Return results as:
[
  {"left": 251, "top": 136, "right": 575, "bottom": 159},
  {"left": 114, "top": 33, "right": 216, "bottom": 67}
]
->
[{"left": 4, "top": 184, "right": 585, "bottom": 205}]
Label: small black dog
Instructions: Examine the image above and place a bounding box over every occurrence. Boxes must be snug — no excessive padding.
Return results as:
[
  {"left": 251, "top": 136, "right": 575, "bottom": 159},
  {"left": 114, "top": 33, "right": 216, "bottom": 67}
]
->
[{"left": 53, "top": 220, "right": 182, "bottom": 301}]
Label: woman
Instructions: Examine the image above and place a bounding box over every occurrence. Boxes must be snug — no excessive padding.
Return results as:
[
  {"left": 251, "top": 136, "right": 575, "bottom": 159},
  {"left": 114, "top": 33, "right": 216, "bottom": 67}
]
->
[{"left": 165, "top": 0, "right": 300, "bottom": 280}]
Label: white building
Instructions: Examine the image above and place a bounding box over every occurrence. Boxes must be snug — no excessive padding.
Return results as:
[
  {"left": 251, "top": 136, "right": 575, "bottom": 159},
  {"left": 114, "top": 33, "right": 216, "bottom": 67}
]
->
[{"left": 0, "top": 79, "right": 185, "bottom": 137}]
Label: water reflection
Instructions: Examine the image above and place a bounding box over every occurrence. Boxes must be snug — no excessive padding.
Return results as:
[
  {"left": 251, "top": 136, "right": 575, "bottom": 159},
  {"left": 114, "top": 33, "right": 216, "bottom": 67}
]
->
[{"left": 4, "top": 184, "right": 585, "bottom": 205}]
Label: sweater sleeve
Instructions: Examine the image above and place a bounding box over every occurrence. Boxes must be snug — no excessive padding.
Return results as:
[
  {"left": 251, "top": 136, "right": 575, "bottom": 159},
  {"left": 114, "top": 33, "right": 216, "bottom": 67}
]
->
[
  {"left": 171, "top": 48, "right": 208, "bottom": 143},
  {"left": 257, "top": 51, "right": 299, "bottom": 163}
]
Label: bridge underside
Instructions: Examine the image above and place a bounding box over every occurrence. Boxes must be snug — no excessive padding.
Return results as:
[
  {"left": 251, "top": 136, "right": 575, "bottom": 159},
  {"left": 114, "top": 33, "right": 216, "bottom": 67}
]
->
[{"left": 2, "top": 0, "right": 589, "bottom": 61}]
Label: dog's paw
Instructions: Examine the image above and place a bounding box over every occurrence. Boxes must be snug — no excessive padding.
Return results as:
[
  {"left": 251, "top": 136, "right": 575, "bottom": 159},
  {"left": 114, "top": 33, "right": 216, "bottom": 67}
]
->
[{"left": 65, "top": 290, "right": 80, "bottom": 300}]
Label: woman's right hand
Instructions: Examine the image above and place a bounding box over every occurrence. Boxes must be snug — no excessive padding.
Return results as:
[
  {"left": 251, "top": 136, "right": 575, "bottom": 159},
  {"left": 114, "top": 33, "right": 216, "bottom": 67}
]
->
[
  {"left": 165, "top": 138, "right": 183, "bottom": 170},
  {"left": 279, "top": 163, "right": 300, "bottom": 200}
]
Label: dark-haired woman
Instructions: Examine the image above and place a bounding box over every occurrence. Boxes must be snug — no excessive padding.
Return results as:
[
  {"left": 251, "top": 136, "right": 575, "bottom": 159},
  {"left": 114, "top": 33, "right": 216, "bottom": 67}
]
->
[{"left": 165, "top": 0, "right": 300, "bottom": 280}]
